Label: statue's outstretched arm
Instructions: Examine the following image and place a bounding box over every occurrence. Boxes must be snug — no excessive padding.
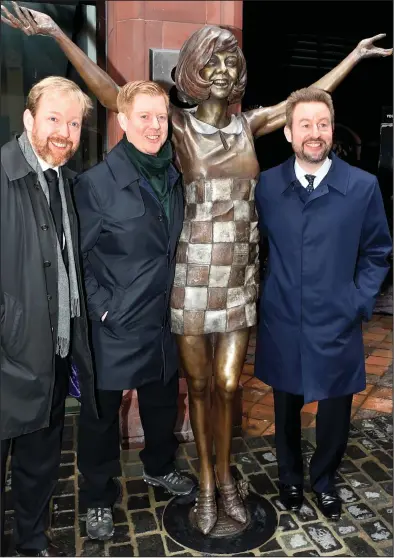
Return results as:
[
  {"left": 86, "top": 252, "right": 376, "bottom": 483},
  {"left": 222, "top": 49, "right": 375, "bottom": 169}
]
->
[
  {"left": 245, "top": 34, "right": 392, "bottom": 139},
  {"left": 1, "top": 1, "right": 119, "bottom": 112}
]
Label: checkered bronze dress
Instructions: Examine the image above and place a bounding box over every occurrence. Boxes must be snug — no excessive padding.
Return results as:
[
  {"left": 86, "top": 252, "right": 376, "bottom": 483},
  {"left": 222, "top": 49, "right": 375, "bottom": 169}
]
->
[{"left": 170, "top": 110, "right": 260, "bottom": 335}]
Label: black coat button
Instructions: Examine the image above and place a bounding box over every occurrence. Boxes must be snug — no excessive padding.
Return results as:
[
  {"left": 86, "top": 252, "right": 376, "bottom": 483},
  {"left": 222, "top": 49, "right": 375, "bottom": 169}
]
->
[
  {"left": 41, "top": 224, "right": 49, "bottom": 231},
  {"left": 47, "top": 294, "right": 52, "bottom": 300},
  {"left": 158, "top": 215, "right": 163, "bottom": 221},
  {"left": 34, "top": 183, "right": 40, "bottom": 190},
  {"left": 44, "top": 261, "right": 51, "bottom": 267}
]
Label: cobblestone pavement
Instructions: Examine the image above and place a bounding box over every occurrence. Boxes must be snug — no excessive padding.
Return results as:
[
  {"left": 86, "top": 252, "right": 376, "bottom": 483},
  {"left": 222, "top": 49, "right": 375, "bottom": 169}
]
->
[
  {"left": 3, "top": 314, "right": 392, "bottom": 556},
  {"left": 3, "top": 413, "right": 393, "bottom": 557},
  {"left": 241, "top": 315, "right": 393, "bottom": 437}
]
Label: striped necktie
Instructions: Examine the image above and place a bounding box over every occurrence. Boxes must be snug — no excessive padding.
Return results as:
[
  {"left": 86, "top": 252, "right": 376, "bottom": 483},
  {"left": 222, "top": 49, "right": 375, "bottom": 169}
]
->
[{"left": 304, "top": 174, "right": 316, "bottom": 194}]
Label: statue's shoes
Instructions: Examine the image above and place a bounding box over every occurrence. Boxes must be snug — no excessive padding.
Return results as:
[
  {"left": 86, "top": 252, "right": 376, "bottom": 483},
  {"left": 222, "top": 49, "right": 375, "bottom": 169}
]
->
[
  {"left": 193, "top": 489, "right": 218, "bottom": 534},
  {"left": 216, "top": 479, "right": 248, "bottom": 524}
]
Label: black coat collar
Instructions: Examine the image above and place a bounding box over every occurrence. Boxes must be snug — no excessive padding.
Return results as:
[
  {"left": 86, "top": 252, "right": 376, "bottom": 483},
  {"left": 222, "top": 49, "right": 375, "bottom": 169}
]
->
[
  {"left": 1, "top": 135, "right": 76, "bottom": 182},
  {"left": 106, "top": 140, "right": 180, "bottom": 190}
]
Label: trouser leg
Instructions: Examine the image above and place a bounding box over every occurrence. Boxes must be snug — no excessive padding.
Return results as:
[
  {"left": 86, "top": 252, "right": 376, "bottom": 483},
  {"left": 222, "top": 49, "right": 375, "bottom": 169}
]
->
[
  {"left": 309, "top": 394, "right": 353, "bottom": 493},
  {"left": 78, "top": 389, "right": 123, "bottom": 509},
  {"left": 138, "top": 375, "right": 179, "bottom": 477},
  {"left": 12, "top": 357, "right": 68, "bottom": 551},
  {"left": 273, "top": 389, "right": 304, "bottom": 485}
]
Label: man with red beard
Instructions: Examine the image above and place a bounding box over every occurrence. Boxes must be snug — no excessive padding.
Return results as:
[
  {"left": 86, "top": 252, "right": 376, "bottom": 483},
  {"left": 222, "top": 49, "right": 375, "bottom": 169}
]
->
[
  {"left": 1, "top": 76, "right": 96, "bottom": 557},
  {"left": 254, "top": 88, "right": 392, "bottom": 521}
]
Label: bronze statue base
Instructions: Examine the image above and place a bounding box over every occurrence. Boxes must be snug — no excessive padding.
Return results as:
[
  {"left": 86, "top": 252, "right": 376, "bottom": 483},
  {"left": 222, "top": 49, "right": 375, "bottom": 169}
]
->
[{"left": 163, "top": 491, "right": 277, "bottom": 554}]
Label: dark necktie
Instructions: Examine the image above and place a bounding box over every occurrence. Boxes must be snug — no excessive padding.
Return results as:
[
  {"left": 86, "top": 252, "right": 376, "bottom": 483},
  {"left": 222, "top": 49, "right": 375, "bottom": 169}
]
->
[
  {"left": 44, "top": 168, "right": 63, "bottom": 244},
  {"left": 304, "top": 174, "right": 315, "bottom": 194}
]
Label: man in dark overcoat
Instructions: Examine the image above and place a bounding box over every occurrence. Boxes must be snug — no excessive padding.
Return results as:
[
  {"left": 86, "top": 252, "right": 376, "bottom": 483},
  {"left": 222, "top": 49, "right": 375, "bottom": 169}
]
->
[
  {"left": 74, "top": 80, "right": 194, "bottom": 541},
  {"left": 1, "top": 76, "right": 97, "bottom": 556},
  {"left": 255, "top": 87, "right": 392, "bottom": 520}
]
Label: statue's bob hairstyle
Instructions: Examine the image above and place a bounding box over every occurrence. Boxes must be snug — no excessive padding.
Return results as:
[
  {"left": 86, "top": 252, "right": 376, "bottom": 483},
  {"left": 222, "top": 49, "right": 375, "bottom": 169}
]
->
[{"left": 175, "top": 25, "right": 247, "bottom": 105}]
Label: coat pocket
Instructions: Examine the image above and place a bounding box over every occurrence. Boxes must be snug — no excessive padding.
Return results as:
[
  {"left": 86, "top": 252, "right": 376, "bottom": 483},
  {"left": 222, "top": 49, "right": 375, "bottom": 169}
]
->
[
  {"left": 1, "top": 292, "right": 23, "bottom": 358},
  {"left": 103, "top": 287, "right": 125, "bottom": 331},
  {"left": 346, "top": 282, "right": 363, "bottom": 323}
]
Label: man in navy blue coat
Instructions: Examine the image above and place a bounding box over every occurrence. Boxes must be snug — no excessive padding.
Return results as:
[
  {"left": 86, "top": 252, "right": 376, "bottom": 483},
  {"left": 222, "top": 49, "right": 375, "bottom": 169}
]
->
[
  {"left": 74, "top": 81, "right": 194, "bottom": 541},
  {"left": 255, "top": 87, "right": 392, "bottom": 520}
]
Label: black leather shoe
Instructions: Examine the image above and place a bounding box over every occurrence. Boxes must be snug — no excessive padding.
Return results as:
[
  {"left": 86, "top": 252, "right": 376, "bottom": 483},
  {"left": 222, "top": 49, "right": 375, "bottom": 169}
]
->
[
  {"left": 279, "top": 483, "right": 304, "bottom": 511},
  {"left": 14, "top": 543, "right": 66, "bottom": 557},
  {"left": 315, "top": 490, "right": 342, "bottom": 520}
]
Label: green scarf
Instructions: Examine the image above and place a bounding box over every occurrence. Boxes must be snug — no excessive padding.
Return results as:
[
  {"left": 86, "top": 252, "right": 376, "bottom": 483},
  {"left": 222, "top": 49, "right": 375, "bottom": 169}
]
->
[{"left": 122, "top": 134, "right": 173, "bottom": 223}]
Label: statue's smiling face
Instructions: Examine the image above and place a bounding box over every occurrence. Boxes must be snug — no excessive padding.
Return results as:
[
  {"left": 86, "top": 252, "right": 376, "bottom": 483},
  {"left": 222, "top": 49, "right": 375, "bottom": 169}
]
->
[{"left": 199, "top": 50, "right": 239, "bottom": 100}]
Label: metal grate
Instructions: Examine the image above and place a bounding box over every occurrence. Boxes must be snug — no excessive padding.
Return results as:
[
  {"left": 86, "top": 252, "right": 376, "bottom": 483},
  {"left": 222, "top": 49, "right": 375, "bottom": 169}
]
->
[{"left": 286, "top": 34, "right": 359, "bottom": 71}]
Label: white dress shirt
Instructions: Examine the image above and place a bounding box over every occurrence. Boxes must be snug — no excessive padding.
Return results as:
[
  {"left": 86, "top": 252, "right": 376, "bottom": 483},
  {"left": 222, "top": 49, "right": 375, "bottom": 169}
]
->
[
  {"left": 34, "top": 151, "right": 59, "bottom": 176},
  {"left": 295, "top": 157, "right": 332, "bottom": 190}
]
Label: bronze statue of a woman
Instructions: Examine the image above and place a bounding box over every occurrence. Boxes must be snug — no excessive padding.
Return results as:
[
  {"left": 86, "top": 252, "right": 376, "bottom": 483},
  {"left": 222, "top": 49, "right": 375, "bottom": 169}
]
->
[{"left": 3, "top": 1, "right": 391, "bottom": 535}]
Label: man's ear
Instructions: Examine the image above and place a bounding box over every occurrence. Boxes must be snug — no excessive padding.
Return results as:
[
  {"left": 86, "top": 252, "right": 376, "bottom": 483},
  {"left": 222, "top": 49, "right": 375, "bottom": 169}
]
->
[
  {"left": 23, "top": 109, "right": 34, "bottom": 133},
  {"left": 284, "top": 125, "right": 292, "bottom": 144},
  {"left": 117, "top": 112, "right": 128, "bottom": 132}
]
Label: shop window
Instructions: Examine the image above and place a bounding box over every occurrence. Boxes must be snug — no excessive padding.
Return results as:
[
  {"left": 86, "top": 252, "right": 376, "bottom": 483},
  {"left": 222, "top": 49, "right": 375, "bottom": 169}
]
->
[{"left": 1, "top": 0, "right": 106, "bottom": 171}]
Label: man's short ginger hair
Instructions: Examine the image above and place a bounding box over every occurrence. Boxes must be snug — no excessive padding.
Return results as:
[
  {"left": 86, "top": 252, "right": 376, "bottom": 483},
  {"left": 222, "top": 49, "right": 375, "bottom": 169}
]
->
[
  {"left": 27, "top": 76, "right": 93, "bottom": 119},
  {"left": 286, "top": 87, "right": 335, "bottom": 128},
  {"left": 117, "top": 81, "right": 169, "bottom": 115}
]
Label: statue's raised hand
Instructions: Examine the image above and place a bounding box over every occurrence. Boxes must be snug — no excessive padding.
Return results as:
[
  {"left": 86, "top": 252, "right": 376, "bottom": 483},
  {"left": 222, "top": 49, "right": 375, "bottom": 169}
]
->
[
  {"left": 1, "top": 1, "right": 59, "bottom": 36},
  {"left": 356, "top": 34, "right": 393, "bottom": 59}
]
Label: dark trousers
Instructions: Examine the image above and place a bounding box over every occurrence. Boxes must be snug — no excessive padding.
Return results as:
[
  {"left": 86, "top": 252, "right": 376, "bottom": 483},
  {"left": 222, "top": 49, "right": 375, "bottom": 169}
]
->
[
  {"left": 273, "top": 389, "right": 353, "bottom": 493},
  {"left": 1, "top": 357, "right": 68, "bottom": 553},
  {"left": 78, "top": 374, "right": 179, "bottom": 509}
]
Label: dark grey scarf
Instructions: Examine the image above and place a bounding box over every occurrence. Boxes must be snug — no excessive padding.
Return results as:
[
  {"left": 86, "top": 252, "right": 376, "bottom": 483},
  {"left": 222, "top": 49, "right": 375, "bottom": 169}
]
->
[{"left": 18, "top": 132, "right": 80, "bottom": 357}]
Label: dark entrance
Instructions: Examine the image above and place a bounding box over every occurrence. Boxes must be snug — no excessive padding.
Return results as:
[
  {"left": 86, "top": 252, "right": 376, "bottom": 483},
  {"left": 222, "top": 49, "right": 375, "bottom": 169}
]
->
[{"left": 242, "top": 0, "right": 393, "bottom": 292}]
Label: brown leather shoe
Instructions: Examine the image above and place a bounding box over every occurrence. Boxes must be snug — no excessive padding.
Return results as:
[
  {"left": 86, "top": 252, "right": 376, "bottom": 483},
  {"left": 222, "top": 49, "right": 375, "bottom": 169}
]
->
[
  {"left": 216, "top": 478, "right": 247, "bottom": 524},
  {"left": 192, "top": 489, "right": 218, "bottom": 534},
  {"left": 14, "top": 543, "right": 66, "bottom": 557}
]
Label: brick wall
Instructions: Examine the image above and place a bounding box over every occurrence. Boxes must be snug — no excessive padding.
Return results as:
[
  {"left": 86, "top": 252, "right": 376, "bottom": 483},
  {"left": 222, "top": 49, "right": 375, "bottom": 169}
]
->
[
  {"left": 105, "top": 1, "right": 244, "bottom": 445},
  {"left": 106, "top": 0, "right": 243, "bottom": 147}
]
